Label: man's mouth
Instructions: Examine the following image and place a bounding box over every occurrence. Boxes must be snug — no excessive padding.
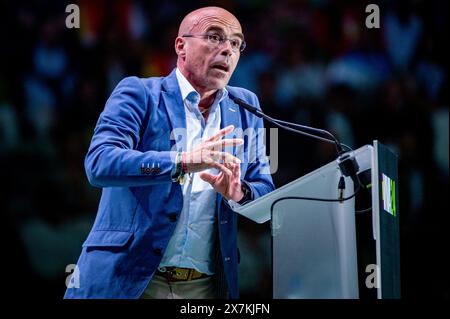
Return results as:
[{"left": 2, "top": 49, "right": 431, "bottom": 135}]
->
[{"left": 211, "top": 63, "right": 230, "bottom": 73}]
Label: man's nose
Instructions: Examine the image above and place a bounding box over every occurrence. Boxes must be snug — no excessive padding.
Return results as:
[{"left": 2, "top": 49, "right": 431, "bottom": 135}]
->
[{"left": 219, "top": 40, "right": 233, "bottom": 56}]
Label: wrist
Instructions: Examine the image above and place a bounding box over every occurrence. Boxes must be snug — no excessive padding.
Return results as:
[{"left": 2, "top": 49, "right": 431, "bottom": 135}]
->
[
  {"left": 172, "top": 152, "right": 186, "bottom": 184},
  {"left": 237, "top": 181, "right": 252, "bottom": 205},
  {"left": 181, "top": 152, "right": 188, "bottom": 174},
  {"left": 235, "top": 187, "right": 245, "bottom": 202}
]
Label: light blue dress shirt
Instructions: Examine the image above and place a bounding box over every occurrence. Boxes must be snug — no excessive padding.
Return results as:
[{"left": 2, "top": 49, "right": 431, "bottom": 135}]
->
[{"left": 159, "top": 68, "right": 228, "bottom": 275}]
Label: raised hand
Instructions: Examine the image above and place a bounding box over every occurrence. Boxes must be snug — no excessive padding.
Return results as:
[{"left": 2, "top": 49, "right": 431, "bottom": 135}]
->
[
  {"left": 199, "top": 160, "right": 244, "bottom": 202},
  {"left": 182, "top": 125, "right": 243, "bottom": 173}
]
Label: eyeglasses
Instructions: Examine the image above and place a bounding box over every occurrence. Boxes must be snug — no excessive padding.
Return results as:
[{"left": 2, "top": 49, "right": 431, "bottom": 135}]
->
[{"left": 182, "top": 33, "right": 246, "bottom": 53}]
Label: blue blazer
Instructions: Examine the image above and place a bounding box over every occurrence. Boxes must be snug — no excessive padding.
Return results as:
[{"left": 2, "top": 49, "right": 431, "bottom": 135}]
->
[{"left": 64, "top": 69, "right": 275, "bottom": 299}]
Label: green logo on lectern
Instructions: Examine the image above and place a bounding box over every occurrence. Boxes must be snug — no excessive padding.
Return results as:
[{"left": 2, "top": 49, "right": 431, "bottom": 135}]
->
[{"left": 381, "top": 173, "right": 396, "bottom": 216}]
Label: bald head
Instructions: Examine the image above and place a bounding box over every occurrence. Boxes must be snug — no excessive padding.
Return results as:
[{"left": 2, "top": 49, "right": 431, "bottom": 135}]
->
[
  {"left": 178, "top": 7, "right": 242, "bottom": 37},
  {"left": 174, "top": 7, "right": 244, "bottom": 96}
]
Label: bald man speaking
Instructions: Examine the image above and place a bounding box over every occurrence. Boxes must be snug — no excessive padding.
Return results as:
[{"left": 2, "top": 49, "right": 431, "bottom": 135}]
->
[{"left": 64, "top": 7, "right": 274, "bottom": 299}]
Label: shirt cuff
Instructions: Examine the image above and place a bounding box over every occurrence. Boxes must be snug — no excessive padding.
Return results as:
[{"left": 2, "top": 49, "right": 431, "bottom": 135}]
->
[{"left": 227, "top": 198, "right": 243, "bottom": 211}]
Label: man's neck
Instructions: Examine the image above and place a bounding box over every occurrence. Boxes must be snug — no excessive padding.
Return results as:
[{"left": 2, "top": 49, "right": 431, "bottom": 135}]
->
[
  {"left": 198, "top": 90, "right": 217, "bottom": 110},
  {"left": 198, "top": 91, "right": 217, "bottom": 122},
  {"left": 177, "top": 66, "right": 219, "bottom": 111}
]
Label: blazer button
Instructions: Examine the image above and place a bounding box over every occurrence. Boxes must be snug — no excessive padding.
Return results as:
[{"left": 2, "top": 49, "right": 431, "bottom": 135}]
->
[
  {"left": 168, "top": 213, "right": 177, "bottom": 222},
  {"left": 153, "top": 248, "right": 162, "bottom": 256},
  {"left": 151, "top": 167, "right": 156, "bottom": 175},
  {"left": 156, "top": 167, "right": 161, "bottom": 174},
  {"left": 145, "top": 167, "right": 151, "bottom": 175}
]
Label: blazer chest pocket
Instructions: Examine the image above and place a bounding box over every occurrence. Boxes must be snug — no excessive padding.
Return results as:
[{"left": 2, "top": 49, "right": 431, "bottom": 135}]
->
[{"left": 82, "top": 230, "right": 134, "bottom": 249}]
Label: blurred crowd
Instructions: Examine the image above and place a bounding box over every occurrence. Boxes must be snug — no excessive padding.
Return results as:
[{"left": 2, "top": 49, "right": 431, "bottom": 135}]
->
[{"left": 1, "top": 0, "right": 448, "bottom": 299}]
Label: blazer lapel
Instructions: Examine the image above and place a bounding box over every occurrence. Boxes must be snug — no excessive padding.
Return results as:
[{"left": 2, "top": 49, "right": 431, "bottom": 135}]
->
[
  {"left": 220, "top": 94, "right": 241, "bottom": 134},
  {"left": 216, "top": 93, "right": 243, "bottom": 213},
  {"left": 161, "top": 69, "right": 187, "bottom": 152},
  {"left": 220, "top": 94, "right": 242, "bottom": 159}
]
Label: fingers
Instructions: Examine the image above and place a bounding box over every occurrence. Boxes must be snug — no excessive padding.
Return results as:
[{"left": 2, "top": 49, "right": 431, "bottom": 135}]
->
[
  {"left": 205, "top": 125, "right": 235, "bottom": 143},
  {"left": 208, "top": 151, "right": 241, "bottom": 164},
  {"left": 182, "top": 149, "right": 240, "bottom": 175},
  {"left": 206, "top": 138, "right": 244, "bottom": 151},
  {"left": 199, "top": 162, "right": 233, "bottom": 185},
  {"left": 225, "top": 162, "right": 241, "bottom": 180},
  {"left": 210, "top": 161, "right": 233, "bottom": 177},
  {"left": 230, "top": 161, "right": 241, "bottom": 175},
  {"left": 199, "top": 172, "right": 217, "bottom": 184}
]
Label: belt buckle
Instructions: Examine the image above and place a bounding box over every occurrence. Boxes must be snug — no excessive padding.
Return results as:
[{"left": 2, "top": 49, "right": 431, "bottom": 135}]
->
[
  {"left": 171, "top": 267, "right": 189, "bottom": 281},
  {"left": 162, "top": 267, "right": 187, "bottom": 281},
  {"left": 160, "top": 267, "right": 204, "bottom": 282}
]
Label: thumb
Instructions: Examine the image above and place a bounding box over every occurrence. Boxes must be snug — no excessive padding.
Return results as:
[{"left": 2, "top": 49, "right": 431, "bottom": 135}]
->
[{"left": 199, "top": 172, "right": 217, "bottom": 185}]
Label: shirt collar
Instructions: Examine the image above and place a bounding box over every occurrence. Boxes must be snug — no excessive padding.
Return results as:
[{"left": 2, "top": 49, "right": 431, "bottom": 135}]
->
[{"left": 175, "top": 68, "right": 228, "bottom": 108}]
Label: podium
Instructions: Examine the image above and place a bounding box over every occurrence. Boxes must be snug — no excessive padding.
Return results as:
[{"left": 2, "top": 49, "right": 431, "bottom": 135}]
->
[{"left": 234, "top": 141, "right": 400, "bottom": 299}]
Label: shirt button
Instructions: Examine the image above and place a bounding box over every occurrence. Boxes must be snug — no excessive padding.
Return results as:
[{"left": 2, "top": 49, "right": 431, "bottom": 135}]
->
[
  {"left": 220, "top": 220, "right": 228, "bottom": 224},
  {"left": 224, "top": 257, "right": 231, "bottom": 262}
]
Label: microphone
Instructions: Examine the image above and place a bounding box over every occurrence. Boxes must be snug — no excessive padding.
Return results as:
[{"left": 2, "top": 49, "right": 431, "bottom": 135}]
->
[
  {"left": 229, "top": 94, "right": 361, "bottom": 188},
  {"left": 228, "top": 95, "right": 345, "bottom": 155}
]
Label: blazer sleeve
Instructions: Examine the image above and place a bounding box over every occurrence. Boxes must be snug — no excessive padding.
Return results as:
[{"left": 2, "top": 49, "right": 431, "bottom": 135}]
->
[{"left": 85, "top": 76, "right": 176, "bottom": 188}]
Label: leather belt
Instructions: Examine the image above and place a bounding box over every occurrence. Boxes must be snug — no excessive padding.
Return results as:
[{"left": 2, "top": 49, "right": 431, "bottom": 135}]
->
[{"left": 156, "top": 267, "right": 209, "bottom": 282}]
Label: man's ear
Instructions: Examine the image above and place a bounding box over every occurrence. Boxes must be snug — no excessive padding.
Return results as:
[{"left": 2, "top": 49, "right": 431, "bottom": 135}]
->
[{"left": 175, "top": 37, "right": 186, "bottom": 60}]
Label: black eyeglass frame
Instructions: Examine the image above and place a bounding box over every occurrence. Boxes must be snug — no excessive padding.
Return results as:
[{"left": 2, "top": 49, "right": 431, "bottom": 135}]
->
[{"left": 182, "top": 33, "right": 246, "bottom": 53}]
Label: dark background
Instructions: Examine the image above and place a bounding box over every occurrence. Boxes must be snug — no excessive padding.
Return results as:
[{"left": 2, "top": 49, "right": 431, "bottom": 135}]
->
[{"left": 1, "top": 0, "right": 448, "bottom": 300}]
